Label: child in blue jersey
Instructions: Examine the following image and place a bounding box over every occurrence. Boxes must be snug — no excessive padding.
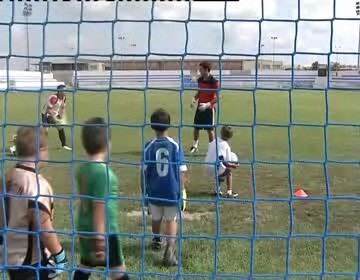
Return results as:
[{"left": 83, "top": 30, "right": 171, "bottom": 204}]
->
[{"left": 142, "top": 108, "right": 188, "bottom": 267}]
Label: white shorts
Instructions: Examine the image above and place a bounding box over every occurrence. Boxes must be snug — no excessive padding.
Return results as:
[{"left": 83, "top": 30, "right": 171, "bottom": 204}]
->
[
  {"left": 149, "top": 203, "right": 178, "bottom": 222},
  {"left": 205, "top": 162, "right": 227, "bottom": 178}
]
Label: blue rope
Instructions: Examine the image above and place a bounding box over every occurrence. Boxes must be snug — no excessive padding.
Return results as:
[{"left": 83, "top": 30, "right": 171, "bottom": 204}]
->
[{"left": 1, "top": 1, "right": 360, "bottom": 279}]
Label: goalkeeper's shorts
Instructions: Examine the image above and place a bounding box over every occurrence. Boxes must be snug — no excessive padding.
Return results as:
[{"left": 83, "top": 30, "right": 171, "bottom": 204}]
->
[
  {"left": 8, "top": 262, "right": 51, "bottom": 280},
  {"left": 8, "top": 251, "right": 54, "bottom": 280},
  {"left": 42, "top": 113, "right": 57, "bottom": 126},
  {"left": 193, "top": 108, "right": 215, "bottom": 130},
  {"left": 41, "top": 114, "right": 64, "bottom": 128}
]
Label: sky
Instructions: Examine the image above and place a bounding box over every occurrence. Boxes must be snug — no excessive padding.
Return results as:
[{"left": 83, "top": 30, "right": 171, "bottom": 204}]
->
[{"left": 0, "top": 0, "right": 359, "bottom": 70}]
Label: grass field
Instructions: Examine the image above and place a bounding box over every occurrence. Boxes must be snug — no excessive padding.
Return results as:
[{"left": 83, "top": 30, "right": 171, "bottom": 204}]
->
[{"left": 1, "top": 89, "right": 360, "bottom": 280}]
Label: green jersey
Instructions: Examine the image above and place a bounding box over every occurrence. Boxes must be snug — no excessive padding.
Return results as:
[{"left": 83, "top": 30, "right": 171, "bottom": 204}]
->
[{"left": 75, "top": 162, "right": 124, "bottom": 266}]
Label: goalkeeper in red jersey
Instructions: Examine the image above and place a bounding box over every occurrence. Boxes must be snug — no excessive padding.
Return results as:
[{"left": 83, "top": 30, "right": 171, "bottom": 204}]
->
[
  {"left": 41, "top": 84, "right": 72, "bottom": 151},
  {"left": 189, "top": 61, "right": 219, "bottom": 154}
]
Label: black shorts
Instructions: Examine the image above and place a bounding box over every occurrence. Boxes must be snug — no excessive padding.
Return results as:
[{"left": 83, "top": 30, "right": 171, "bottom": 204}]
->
[
  {"left": 41, "top": 114, "right": 59, "bottom": 128},
  {"left": 8, "top": 263, "right": 51, "bottom": 280},
  {"left": 193, "top": 108, "right": 215, "bottom": 130},
  {"left": 79, "top": 234, "right": 124, "bottom": 268}
]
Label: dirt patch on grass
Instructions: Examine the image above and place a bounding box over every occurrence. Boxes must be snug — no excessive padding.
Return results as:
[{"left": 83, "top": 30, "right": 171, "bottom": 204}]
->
[{"left": 126, "top": 210, "right": 214, "bottom": 221}]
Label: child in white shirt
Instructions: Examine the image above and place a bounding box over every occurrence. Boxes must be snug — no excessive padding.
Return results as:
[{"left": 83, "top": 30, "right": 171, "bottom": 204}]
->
[{"left": 204, "top": 126, "right": 239, "bottom": 198}]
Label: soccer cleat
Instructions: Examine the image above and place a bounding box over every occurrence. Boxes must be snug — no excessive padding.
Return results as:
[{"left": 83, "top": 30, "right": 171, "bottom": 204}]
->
[
  {"left": 9, "top": 145, "right": 17, "bottom": 156},
  {"left": 213, "top": 186, "right": 223, "bottom": 196},
  {"left": 226, "top": 192, "right": 239, "bottom": 198},
  {"left": 151, "top": 237, "right": 162, "bottom": 251},
  {"left": 189, "top": 146, "right": 198, "bottom": 154},
  {"left": 213, "top": 189, "right": 223, "bottom": 196},
  {"left": 144, "top": 207, "right": 150, "bottom": 216},
  {"left": 62, "top": 145, "right": 72, "bottom": 151},
  {"left": 163, "top": 244, "right": 178, "bottom": 267}
]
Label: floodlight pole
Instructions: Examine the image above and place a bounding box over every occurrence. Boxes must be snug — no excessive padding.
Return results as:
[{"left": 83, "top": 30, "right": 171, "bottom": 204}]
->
[
  {"left": 271, "top": 36, "right": 278, "bottom": 69},
  {"left": 259, "top": 44, "right": 265, "bottom": 69},
  {"left": 117, "top": 36, "right": 137, "bottom": 70},
  {"left": 118, "top": 36, "right": 136, "bottom": 49},
  {"left": 356, "top": 1, "right": 360, "bottom": 71},
  {"left": 23, "top": 2, "right": 32, "bottom": 71},
  {"left": 357, "top": 24, "right": 360, "bottom": 70},
  {"left": 260, "top": 44, "right": 265, "bottom": 53},
  {"left": 335, "top": 45, "right": 341, "bottom": 64}
]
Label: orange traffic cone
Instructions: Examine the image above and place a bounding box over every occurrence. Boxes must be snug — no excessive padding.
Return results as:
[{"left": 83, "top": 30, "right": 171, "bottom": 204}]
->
[{"left": 294, "top": 188, "right": 308, "bottom": 198}]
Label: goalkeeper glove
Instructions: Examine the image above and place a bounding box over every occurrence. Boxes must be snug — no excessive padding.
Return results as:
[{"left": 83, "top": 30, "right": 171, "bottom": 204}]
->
[
  {"left": 198, "top": 102, "right": 211, "bottom": 112},
  {"left": 47, "top": 248, "right": 69, "bottom": 279},
  {"left": 190, "top": 98, "right": 197, "bottom": 109}
]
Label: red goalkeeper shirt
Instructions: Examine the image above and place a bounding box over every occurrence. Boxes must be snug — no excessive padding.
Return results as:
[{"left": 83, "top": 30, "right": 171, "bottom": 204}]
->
[{"left": 196, "top": 75, "right": 219, "bottom": 109}]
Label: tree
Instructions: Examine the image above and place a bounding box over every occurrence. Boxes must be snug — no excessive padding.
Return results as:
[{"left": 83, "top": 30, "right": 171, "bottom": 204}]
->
[{"left": 311, "top": 61, "right": 319, "bottom": 70}]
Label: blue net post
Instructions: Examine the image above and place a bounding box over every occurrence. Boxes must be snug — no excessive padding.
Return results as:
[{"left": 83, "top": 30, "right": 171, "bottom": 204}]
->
[{"left": 2, "top": 0, "right": 360, "bottom": 279}]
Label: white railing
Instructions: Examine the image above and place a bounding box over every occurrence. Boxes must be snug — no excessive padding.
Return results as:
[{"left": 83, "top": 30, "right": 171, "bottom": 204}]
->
[
  {"left": 0, "top": 70, "right": 63, "bottom": 91},
  {"left": 0, "top": 70, "right": 359, "bottom": 91},
  {"left": 73, "top": 70, "right": 359, "bottom": 90}
]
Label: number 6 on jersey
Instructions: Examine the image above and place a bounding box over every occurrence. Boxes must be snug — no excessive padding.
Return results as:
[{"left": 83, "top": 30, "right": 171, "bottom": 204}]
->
[{"left": 156, "top": 148, "right": 170, "bottom": 177}]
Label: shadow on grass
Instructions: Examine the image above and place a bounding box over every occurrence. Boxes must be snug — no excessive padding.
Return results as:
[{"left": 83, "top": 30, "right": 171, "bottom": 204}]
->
[
  {"left": 185, "top": 153, "right": 206, "bottom": 158},
  {"left": 113, "top": 150, "right": 142, "bottom": 157}
]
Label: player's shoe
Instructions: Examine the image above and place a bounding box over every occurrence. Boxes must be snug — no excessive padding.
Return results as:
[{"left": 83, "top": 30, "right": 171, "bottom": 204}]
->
[
  {"left": 144, "top": 206, "right": 150, "bottom": 216},
  {"left": 163, "top": 244, "right": 178, "bottom": 267},
  {"left": 213, "top": 189, "right": 223, "bottom": 196},
  {"left": 225, "top": 192, "right": 239, "bottom": 198},
  {"left": 62, "top": 145, "right": 72, "bottom": 151},
  {"left": 151, "top": 237, "right": 162, "bottom": 251},
  {"left": 189, "top": 146, "right": 198, "bottom": 154},
  {"left": 213, "top": 185, "right": 223, "bottom": 196}
]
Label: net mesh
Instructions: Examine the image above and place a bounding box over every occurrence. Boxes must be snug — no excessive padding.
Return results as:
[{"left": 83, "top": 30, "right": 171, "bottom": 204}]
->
[{"left": 1, "top": 1, "right": 360, "bottom": 279}]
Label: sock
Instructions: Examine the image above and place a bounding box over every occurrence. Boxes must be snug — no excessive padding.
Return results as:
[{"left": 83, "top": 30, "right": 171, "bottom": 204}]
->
[
  {"left": 73, "top": 270, "right": 91, "bottom": 280},
  {"left": 193, "top": 140, "right": 199, "bottom": 148},
  {"left": 227, "top": 190, "right": 232, "bottom": 195},
  {"left": 58, "top": 129, "right": 66, "bottom": 146},
  {"left": 153, "top": 236, "right": 161, "bottom": 242}
]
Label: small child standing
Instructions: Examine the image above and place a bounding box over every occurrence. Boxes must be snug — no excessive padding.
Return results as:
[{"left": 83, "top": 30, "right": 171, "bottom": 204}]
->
[
  {"left": 204, "top": 125, "right": 239, "bottom": 198},
  {"left": 73, "top": 117, "right": 129, "bottom": 280},
  {"left": 2, "top": 126, "right": 68, "bottom": 280},
  {"left": 142, "top": 108, "right": 188, "bottom": 267}
]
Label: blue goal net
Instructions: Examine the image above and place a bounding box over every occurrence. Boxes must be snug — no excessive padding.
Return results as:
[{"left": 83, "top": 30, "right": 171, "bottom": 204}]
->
[{"left": 1, "top": 1, "right": 360, "bottom": 280}]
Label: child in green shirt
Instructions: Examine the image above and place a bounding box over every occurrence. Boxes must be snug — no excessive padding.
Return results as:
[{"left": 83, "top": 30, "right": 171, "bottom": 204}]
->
[{"left": 73, "top": 117, "right": 129, "bottom": 280}]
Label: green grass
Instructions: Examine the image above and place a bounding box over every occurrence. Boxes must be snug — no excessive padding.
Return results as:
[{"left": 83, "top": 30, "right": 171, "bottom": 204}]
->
[{"left": 1, "top": 89, "right": 360, "bottom": 280}]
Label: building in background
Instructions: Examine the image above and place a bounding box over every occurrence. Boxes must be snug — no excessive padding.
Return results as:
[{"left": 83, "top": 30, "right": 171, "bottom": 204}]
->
[
  {"left": 35, "top": 59, "right": 106, "bottom": 84},
  {"left": 34, "top": 58, "right": 284, "bottom": 85},
  {"left": 106, "top": 59, "right": 283, "bottom": 71},
  {"left": 35, "top": 58, "right": 105, "bottom": 72}
]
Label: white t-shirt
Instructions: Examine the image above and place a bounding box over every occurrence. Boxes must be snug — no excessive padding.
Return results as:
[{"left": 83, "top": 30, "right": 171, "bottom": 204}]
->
[{"left": 204, "top": 137, "right": 232, "bottom": 177}]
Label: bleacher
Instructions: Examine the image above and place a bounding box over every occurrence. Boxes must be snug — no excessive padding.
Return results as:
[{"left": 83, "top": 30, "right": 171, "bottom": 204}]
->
[
  {"left": 331, "top": 75, "right": 360, "bottom": 89},
  {"left": 74, "top": 72, "right": 319, "bottom": 90},
  {"left": 0, "top": 70, "right": 358, "bottom": 91}
]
